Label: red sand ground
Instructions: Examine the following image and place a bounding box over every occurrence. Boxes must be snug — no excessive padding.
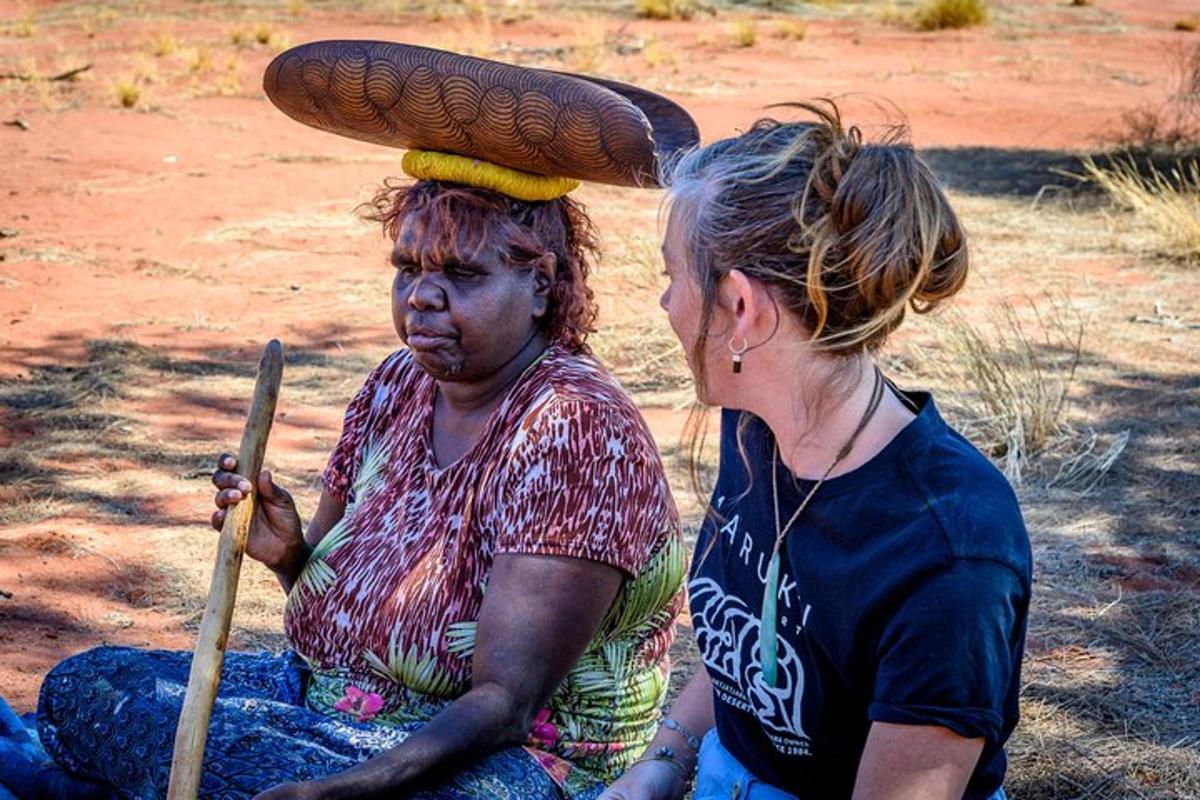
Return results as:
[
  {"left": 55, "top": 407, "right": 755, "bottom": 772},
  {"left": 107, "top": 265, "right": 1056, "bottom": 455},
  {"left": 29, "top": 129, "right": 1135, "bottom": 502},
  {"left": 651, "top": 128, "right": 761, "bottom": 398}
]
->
[{"left": 1, "top": 0, "right": 1197, "bottom": 708}]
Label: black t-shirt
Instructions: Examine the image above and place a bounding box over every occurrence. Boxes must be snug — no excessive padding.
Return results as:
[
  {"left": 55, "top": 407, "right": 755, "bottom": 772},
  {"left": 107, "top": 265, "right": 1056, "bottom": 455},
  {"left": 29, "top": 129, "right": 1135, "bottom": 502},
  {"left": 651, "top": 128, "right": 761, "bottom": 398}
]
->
[{"left": 689, "top": 393, "right": 1031, "bottom": 799}]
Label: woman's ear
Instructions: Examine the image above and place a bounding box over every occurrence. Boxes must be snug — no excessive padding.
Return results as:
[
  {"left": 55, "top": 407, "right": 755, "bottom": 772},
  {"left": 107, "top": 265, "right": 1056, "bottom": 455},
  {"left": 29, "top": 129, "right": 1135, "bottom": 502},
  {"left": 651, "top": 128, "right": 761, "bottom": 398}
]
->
[
  {"left": 717, "top": 269, "right": 761, "bottom": 341},
  {"left": 531, "top": 252, "right": 556, "bottom": 318}
]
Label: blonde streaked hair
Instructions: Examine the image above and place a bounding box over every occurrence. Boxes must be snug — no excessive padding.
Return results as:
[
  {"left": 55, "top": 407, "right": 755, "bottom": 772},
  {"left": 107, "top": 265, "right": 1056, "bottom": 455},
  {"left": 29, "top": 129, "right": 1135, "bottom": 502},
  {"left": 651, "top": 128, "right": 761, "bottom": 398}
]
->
[{"left": 664, "top": 100, "right": 969, "bottom": 507}]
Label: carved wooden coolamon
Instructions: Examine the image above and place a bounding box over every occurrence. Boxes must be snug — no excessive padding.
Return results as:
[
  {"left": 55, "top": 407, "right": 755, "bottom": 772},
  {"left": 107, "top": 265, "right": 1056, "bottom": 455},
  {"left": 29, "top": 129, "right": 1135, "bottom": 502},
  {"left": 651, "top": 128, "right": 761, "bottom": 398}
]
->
[{"left": 263, "top": 40, "right": 699, "bottom": 187}]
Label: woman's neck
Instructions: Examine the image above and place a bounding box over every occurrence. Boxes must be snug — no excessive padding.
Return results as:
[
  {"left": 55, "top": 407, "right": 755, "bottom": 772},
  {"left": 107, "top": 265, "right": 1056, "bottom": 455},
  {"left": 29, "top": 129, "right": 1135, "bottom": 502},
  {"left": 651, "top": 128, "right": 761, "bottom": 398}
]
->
[{"left": 744, "top": 355, "right": 915, "bottom": 481}]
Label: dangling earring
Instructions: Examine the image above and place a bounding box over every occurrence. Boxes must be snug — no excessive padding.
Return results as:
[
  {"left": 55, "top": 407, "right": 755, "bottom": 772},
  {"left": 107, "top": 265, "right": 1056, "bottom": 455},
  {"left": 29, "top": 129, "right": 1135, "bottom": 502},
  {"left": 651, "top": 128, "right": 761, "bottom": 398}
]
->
[{"left": 728, "top": 337, "right": 749, "bottom": 374}]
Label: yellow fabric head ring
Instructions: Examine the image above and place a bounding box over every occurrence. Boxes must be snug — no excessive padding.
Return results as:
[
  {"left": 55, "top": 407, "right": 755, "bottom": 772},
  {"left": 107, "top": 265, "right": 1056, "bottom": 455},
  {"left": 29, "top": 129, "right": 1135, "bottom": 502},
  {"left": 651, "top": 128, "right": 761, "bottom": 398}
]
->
[{"left": 401, "top": 150, "right": 580, "bottom": 202}]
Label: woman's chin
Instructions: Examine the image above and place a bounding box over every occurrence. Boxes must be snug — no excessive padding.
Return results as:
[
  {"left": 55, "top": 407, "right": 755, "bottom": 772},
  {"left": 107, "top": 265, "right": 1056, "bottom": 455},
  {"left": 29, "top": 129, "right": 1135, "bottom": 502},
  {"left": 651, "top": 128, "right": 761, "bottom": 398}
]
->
[{"left": 409, "top": 347, "right": 465, "bottom": 379}]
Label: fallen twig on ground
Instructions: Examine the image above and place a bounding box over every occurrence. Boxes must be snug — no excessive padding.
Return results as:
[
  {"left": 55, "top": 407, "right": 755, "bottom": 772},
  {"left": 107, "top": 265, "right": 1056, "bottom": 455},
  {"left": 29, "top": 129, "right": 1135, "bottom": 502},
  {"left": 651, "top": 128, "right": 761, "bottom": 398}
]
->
[{"left": 0, "top": 64, "right": 92, "bottom": 82}]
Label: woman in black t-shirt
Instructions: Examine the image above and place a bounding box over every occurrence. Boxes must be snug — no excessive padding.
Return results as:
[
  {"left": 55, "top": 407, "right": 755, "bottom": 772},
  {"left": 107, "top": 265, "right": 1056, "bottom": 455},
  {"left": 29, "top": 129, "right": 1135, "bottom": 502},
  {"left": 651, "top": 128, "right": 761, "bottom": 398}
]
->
[{"left": 601, "top": 101, "right": 1031, "bottom": 800}]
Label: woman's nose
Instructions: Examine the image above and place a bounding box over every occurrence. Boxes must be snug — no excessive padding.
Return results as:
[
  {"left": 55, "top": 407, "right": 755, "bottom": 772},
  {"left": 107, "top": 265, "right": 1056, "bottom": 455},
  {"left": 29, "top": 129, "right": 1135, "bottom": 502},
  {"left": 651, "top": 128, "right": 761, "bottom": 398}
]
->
[{"left": 406, "top": 275, "right": 446, "bottom": 311}]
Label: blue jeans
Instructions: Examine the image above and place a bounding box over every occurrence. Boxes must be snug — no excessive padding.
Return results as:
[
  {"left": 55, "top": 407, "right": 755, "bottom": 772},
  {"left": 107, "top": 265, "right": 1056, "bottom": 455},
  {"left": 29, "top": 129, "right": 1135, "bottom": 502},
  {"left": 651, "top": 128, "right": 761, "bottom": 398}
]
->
[{"left": 694, "top": 730, "right": 1007, "bottom": 800}]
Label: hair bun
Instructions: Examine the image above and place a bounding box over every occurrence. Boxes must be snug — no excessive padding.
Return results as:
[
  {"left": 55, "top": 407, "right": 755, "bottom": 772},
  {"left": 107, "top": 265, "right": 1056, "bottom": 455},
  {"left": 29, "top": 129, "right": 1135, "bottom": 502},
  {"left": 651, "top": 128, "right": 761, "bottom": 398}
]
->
[{"left": 665, "top": 98, "right": 969, "bottom": 355}]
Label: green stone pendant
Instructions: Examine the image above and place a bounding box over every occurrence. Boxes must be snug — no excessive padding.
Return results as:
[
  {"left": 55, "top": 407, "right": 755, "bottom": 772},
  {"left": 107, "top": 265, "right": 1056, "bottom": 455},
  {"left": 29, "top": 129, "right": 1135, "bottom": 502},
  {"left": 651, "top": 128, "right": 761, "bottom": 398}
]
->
[{"left": 760, "top": 550, "right": 781, "bottom": 687}]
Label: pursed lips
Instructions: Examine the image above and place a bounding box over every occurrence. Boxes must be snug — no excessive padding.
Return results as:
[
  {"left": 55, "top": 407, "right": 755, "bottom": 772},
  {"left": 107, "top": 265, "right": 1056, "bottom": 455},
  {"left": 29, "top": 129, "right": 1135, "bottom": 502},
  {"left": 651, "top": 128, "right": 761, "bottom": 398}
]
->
[{"left": 405, "top": 325, "right": 458, "bottom": 348}]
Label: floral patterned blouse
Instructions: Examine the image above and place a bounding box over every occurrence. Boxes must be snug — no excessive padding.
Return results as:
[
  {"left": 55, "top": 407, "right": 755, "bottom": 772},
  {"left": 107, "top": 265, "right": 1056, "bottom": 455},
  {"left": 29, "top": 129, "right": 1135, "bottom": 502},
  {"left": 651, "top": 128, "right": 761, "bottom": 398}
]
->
[{"left": 283, "top": 342, "right": 685, "bottom": 790}]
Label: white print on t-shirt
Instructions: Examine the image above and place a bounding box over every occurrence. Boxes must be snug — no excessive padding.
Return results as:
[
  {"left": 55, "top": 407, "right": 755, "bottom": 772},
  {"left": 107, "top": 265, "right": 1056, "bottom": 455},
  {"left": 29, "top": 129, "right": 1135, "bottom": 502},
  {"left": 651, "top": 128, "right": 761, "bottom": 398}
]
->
[
  {"left": 712, "top": 500, "right": 807, "bottom": 619},
  {"left": 689, "top": 575, "right": 813, "bottom": 757}
]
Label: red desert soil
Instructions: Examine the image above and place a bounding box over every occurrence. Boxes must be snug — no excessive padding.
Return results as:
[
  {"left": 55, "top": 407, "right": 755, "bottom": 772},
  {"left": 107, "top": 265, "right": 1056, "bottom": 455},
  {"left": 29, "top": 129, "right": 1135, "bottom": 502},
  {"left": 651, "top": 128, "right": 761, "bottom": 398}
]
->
[{"left": 0, "top": 0, "right": 1196, "bottom": 726}]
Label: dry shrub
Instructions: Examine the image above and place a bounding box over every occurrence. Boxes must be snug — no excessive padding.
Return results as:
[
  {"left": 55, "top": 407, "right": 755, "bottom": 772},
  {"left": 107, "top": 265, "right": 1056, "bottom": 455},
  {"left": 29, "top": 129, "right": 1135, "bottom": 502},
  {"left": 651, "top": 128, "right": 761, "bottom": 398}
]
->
[
  {"left": 1068, "top": 0, "right": 1091, "bottom": 6},
  {"left": 1177, "top": 16, "right": 1200, "bottom": 33},
  {"left": 636, "top": 0, "right": 696, "bottom": 21},
  {"left": 1116, "top": 43, "right": 1200, "bottom": 151},
  {"left": 916, "top": 300, "right": 1084, "bottom": 484},
  {"left": 878, "top": 2, "right": 907, "bottom": 25},
  {"left": 1081, "top": 155, "right": 1200, "bottom": 261},
  {"left": 913, "top": 0, "right": 988, "bottom": 30},
  {"left": 453, "top": 17, "right": 494, "bottom": 57}
]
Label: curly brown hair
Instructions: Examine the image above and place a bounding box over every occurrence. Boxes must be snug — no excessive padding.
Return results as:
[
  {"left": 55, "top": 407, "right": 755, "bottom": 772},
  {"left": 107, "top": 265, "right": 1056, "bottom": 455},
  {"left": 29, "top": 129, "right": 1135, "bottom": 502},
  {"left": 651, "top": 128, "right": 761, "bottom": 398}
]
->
[{"left": 361, "top": 179, "right": 600, "bottom": 350}]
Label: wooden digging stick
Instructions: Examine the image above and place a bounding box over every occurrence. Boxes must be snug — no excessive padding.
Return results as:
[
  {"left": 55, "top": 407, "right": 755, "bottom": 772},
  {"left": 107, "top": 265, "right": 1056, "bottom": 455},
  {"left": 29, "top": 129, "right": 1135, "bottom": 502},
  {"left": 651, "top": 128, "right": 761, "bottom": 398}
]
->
[{"left": 166, "top": 339, "right": 285, "bottom": 800}]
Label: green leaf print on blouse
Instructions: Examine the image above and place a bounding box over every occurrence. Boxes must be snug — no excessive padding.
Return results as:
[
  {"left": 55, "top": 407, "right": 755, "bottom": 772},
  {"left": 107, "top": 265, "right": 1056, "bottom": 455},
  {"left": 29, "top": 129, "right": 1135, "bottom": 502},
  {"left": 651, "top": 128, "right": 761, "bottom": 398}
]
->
[
  {"left": 289, "top": 437, "right": 391, "bottom": 613},
  {"left": 596, "top": 535, "right": 685, "bottom": 639},
  {"left": 445, "top": 621, "right": 477, "bottom": 660},
  {"left": 363, "top": 629, "right": 463, "bottom": 698},
  {"left": 536, "top": 536, "right": 682, "bottom": 768}
]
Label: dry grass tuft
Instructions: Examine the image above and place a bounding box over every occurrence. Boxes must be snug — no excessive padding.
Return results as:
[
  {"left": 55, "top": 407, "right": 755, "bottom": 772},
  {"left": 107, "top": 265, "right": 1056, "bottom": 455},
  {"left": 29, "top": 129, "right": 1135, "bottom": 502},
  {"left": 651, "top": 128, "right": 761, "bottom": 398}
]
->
[
  {"left": 149, "top": 29, "right": 178, "bottom": 57},
  {"left": 228, "top": 26, "right": 252, "bottom": 48},
  {"left": 590, "top": 236, "right": 693, "bottom": 405},
  {"left": 187, "top": 46, "right": 214, "bottom": 74},
  {"left": 1081, "top": 155, "right": 1200, "bottom": 262},
  {"left": 1176, "top": 16, "right": 1200, "bottom": 33},
  {"left": 1068, "top": 0, "right": 1092, "bottom": 6},
  {"left": 113, "top": 77, "right": 141, "bottom": 108},
  {"left": 635, "top": 0, "right": 696, "bottom": 21},
  {"left": 565, "top": 17, "right": 608, "bottom": 73},
  {"left": 773, "top": 19, "right": 807, "bottom": 41},
  {"left": 1012, "top": 589, "right": 1200, "bottom": 799},
  {"left": 9, "top": 6, "right": 36, "bottom": 38},
  {"left": 0, "top": 453, "right": 64, "bottom": 525},
  {"left": 914, "top": 299, "right": 1083, "bottom": 484},
  {"left": 643, "top": 36, "right": 678, "bottom": 68},
  {"left": 590, "top": 318, "right": 691, "bottom": 404},
  {"left": 229, "top": 22, "right": 291, "bottom": 52},
  {"left": 913, "top": 0, "right": 988, "bottom": 31},
  {"left": 729, "top": 18, "right": 757, "bottom": 48},
  {"left": 212, "top": 55, "right": 244, "bottom": 96}
]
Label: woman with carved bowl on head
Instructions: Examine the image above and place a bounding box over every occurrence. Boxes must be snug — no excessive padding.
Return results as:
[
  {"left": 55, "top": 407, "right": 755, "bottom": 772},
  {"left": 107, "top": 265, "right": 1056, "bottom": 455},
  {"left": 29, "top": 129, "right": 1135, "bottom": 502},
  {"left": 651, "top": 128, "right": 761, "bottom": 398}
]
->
[
  {"left": 0, "top": 41, "right": 701, "bottom": 800},
  {"left": 600, "top": 102, "right": 1032, "bottom": 800}
]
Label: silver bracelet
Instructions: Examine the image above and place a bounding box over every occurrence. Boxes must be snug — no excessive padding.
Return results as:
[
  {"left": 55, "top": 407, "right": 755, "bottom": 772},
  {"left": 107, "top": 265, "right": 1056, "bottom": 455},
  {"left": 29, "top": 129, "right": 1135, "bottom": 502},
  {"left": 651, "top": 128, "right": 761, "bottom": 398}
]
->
[
  {"left": 661, "top": 717, "right": 703, "bottom": 753},
  {"left": 632, "top": 746, "right": 695, "bottom": 790}
]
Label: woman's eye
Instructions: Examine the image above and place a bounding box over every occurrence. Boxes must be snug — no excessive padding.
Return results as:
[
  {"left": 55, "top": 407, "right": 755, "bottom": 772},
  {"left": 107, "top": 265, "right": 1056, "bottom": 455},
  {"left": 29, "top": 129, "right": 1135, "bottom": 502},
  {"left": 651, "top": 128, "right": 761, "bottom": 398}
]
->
[
  {"left": 395, "top": 263, "right": 419, "bottom": 277},
  {"left": 446, "top": 265, "right": 480, "bottom": 279}
]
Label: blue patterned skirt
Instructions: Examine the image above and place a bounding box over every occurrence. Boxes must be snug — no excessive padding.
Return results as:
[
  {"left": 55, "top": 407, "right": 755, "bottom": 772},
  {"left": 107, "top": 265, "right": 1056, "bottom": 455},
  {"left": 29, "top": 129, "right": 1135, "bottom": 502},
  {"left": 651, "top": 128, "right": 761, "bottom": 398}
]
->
[{"left": 14, "top": 645, "right": 599, "bottom": 800}]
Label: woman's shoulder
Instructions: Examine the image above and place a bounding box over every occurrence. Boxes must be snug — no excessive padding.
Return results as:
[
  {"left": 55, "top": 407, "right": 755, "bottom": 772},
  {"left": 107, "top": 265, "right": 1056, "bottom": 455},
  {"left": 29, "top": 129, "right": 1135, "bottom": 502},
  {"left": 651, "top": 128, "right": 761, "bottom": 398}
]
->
[
  {"left": 530, "top": 345, "right": 646, "bottom": 419},
  {"left": 900, "top": 395, "right": 1032, "bottom": 583},
  {"left": 511, "top": 344, "right": 659, "bottom": 455}
]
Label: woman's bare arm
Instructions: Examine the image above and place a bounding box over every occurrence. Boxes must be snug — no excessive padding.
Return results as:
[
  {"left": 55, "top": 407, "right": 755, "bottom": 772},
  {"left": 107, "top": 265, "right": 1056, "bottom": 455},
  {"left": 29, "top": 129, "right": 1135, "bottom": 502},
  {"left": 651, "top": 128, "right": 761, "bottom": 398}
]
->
[
  {"left": 852, "top": 722, "right": 983, "bottom": 800},
  {"left": 598, "top": 668, "right": 714, "bottom": 800},
  {"left": 261, "top": 552, "right": 625, "bottom": 800}
]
